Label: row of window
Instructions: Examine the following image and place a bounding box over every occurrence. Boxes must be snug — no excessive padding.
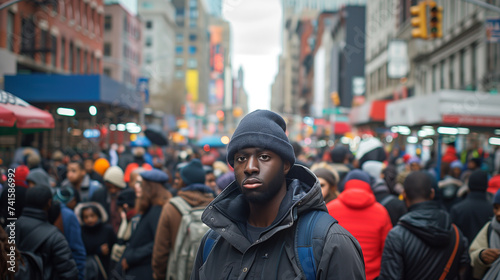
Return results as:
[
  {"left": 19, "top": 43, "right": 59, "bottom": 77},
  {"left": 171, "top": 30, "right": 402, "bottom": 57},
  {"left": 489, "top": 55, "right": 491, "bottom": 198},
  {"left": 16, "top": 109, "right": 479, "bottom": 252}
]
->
[
  {"left": 104, "top": 15, "right": 141, "bottom": 40},
  {"left": 56, "top": 0, "right": 103, "bottom": 36},
  {"left": 175, "top": 46, "right": 197, "bottom": 54},
  {"left": 431, "top": 44, "right": 477, "bottom": 91},
  {"left": 6, "top": 13, "right": 100, "bottom": 73}
]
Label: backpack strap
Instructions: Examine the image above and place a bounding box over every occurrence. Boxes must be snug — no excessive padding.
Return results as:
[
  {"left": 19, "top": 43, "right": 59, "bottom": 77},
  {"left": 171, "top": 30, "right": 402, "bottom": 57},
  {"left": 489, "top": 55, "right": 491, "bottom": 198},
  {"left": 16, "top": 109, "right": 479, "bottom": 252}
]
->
[
  {"left": 202, "top": 230, "right": 220, "bottom": 263},
  {"left": 439, "top": 224, "right": 460, "bottom": 280},
  {"left": 169, "top": 196, "right": 192, "bottom": 216},
  {"left": 296, "top": 210, "right": 336, "bottom": 280},
  {"left": 20, "top": 222, "right": 59, "bottom": 253}
]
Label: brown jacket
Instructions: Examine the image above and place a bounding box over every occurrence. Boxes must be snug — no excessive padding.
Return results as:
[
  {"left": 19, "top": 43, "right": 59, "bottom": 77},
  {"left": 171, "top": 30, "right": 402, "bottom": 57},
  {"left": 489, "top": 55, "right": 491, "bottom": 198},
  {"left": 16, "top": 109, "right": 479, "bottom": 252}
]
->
[{"left": 152, "top": 189, "right": 214, "bottom": 280}]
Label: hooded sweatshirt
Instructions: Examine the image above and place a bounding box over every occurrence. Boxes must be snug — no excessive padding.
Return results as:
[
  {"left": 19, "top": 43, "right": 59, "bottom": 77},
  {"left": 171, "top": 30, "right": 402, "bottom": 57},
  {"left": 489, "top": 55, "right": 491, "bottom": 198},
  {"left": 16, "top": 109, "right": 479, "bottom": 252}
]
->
[
  {"left": 191, "top": 165, "right": 365, "bottom": 280},
  {"left": 327, "top": 179, "right": 392, "bottom": 280},
  {"left": 379, "top": 201, "right": 469, "bottom": 280}
]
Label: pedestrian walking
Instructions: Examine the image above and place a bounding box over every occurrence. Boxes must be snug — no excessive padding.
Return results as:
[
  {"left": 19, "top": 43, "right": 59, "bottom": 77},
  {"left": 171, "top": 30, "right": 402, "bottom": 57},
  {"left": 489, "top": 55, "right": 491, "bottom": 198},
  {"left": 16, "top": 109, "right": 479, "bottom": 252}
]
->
[{"left": 191, "top": 110, "right": 365, "bottom": 280}]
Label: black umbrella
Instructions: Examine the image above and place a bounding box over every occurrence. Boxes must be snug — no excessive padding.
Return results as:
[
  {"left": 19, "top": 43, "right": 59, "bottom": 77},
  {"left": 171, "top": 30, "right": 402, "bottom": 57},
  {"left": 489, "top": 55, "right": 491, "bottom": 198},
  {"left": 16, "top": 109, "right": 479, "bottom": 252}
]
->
[{"left": 144, "top": 124, "right": 168, "bottom": 146}]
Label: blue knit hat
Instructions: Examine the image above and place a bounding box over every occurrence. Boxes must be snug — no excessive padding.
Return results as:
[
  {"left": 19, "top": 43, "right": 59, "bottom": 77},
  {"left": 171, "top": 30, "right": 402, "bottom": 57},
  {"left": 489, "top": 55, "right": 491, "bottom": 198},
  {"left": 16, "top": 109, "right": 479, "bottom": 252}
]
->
[
  {"left": 180, "top": 159, "right": 206, "bottom": 186},
  {"left": 494, "top": 189, "right": 500, "bottom": 205},
  {"left": 226, "top": 110, "right": 295, "bottom": 167},
  {"left": 344, "top": 169, "right": 371, "bottom": 184}
]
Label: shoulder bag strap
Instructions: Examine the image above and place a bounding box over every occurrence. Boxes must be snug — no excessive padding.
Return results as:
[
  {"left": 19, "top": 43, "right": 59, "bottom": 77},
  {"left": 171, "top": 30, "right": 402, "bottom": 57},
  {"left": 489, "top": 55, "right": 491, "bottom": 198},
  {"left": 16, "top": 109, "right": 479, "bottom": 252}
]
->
[{"left": 439, "top": 224, "right": 460, "bottom": 280}]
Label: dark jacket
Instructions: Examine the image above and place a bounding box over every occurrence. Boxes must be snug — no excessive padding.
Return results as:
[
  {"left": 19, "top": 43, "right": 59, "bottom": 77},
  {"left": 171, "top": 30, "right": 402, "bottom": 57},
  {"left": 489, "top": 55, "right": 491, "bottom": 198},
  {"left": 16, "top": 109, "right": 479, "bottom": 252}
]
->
[
  {"left": 90, "top": 188, "right": 122, "bottom": 233},
  {"left": 192, "top": 165, "right": 366, "bottom": 280},
  {"left": 0, "top": 186, "right": 27, "bottom": 227},
  {"left": 450, "top": 191, "right": 493, "bottom": 244},
  {"left": 117, "top": 205, "right": 163, "bottom": 280},
  {"left": 14, "top": 207, "right": 79, "bottom": 280},
  {"left": 379, "top": 201, "right": 469, "bottom": 280},
  {"left": 372, "top": 178, "right": 407, "bottom": 227},
  {"left": 60, "top": 205, "right": 87, "bottom": 280}
]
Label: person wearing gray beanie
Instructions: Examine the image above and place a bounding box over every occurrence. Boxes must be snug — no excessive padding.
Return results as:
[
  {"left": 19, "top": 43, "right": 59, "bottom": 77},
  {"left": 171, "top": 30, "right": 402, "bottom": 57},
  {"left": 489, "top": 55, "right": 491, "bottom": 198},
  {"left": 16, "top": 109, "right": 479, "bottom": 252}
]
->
[{"left": 191, "top": 109, "right": 365, "bottom": 280}]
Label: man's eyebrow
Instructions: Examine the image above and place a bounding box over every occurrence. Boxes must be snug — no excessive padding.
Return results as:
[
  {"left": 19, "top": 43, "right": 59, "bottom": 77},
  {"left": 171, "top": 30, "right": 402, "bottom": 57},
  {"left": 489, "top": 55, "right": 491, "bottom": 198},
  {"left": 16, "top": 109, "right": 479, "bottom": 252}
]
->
[{"left": 236, "top": 148, "right": 268, "bottom": 155}]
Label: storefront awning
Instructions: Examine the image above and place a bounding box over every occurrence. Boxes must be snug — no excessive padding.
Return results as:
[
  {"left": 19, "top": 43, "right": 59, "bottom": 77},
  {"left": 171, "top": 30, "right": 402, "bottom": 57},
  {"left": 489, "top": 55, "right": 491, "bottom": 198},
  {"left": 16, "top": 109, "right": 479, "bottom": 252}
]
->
[
  {"left": 350, "top": 100, "right": 390, "bottom": 125},
  {"left": 4, "top": 75, "right": 142, "bottom": 111},
  {"left": 385, "top": 90, "right": 500, "bottom": 127}
]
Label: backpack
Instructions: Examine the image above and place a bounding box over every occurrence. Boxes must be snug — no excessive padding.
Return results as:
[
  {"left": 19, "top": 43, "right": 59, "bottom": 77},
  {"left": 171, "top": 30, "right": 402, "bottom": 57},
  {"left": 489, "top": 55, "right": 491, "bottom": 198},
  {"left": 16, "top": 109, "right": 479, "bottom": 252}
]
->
[
  {"left": 202, "top": 210, "right": 336, "bottom": 280},
  {"left": 166, "top": 196, "right": 210, "bottom": 280},
  {"left": 15, "top": 223, "right": 58, "bottom": 280}
]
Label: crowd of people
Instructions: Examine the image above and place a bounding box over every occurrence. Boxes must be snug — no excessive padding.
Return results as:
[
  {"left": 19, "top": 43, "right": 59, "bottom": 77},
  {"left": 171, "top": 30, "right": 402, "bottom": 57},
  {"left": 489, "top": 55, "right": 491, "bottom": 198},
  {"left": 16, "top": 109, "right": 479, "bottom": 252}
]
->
[{"left": 1, "top": 109, "right": 500, "bottom": 279}]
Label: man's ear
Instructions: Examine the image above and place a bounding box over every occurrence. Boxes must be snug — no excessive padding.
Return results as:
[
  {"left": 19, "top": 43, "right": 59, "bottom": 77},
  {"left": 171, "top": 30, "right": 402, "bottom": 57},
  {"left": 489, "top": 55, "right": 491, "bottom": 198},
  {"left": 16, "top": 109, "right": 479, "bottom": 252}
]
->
[
  {"left": 402, "top": 191, "right": 410, "bottom": 208},
  {"left": 283, "top": 161, "right": 292, "bottom": 175},
  {"left": 429, "top": 188, "right": 435, "bottom": 200}
]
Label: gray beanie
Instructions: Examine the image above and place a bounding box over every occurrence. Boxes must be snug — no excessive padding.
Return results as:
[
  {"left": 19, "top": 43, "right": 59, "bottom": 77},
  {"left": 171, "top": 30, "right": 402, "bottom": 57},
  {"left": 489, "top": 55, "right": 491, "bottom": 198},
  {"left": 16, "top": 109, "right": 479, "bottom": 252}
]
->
[{"left": 226, "top": 110, "right": 295, "bottom": 167}]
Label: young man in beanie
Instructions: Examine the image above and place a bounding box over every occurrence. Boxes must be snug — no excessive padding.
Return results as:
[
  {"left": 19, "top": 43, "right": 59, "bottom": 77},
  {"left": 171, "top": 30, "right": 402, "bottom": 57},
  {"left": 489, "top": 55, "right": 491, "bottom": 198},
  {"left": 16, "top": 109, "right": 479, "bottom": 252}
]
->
[
  {"left": 470, "top": 189, "right": 500, "bottom": 279},
  {"left": 191, "top": 110, "right": 365, "bottom": 279},
  {"left": 152, "top": 158, "right": 215, "bottom": 280},
  {"left": 379, "top": 171, "right": 469, "bottom": 280},
  {"left": 91, "top": 166, "right": 127, "bottom": 233}
]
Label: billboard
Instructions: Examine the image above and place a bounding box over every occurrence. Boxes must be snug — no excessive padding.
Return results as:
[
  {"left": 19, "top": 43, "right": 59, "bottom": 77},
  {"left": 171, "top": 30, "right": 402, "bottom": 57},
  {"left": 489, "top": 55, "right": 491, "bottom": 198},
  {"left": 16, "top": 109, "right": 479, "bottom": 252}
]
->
[{"left": 186, "top": 70, "right": 199, "bottom": 102}]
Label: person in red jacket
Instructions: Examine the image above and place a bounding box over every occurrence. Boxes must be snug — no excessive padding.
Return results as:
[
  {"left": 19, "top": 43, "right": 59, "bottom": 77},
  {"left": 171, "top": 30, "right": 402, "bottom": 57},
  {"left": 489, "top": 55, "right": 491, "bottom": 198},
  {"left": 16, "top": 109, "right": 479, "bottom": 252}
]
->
[{"left": 327, "top": 169, "right": 393, "bottom": 280}]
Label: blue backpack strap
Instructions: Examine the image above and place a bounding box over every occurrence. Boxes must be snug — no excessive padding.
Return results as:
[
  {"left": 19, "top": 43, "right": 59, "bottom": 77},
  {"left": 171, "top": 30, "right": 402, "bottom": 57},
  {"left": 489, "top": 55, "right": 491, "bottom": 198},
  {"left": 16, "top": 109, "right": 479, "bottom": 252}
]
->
[
  {"left": 202, "top": 230, "right": 220, "bottom": 263},
  {"left": 296, "top": 210, "right": 336, "bottom": 280}
]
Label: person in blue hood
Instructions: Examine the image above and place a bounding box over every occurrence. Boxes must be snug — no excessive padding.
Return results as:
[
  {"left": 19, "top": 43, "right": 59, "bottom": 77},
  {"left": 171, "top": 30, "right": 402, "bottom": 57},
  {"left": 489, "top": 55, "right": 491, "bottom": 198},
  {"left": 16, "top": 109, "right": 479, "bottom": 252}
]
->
[{"left": 191, "top": 110, "right": 365, "bottom": 279}]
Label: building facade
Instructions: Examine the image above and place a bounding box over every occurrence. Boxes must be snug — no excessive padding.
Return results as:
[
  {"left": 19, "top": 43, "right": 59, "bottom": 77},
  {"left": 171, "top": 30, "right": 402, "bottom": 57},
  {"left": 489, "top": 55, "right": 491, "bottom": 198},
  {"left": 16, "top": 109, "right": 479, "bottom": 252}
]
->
[{"left": 102, "top": 2, "right": 142, "bottom": 89}]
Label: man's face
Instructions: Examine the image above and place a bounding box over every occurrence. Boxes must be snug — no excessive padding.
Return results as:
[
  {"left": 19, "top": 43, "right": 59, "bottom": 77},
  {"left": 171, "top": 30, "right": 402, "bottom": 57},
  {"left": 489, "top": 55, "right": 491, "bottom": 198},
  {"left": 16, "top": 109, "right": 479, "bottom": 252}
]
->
[
  {"left": 67, "top": 163, "right": 86, "bottom": 185},
  {"left": 233, "top": 148, "right": 290, "bottom": 205},
  {"left": 205, "top": 173, "right": 217, "bottom": 190},
  {"left": 84, "top": 159, "right": 93, "bottom": 173},
  {"left": 134, "top": 175, "right": 143, "bottom": 198},
  {"left": 173, "top": 172, "right": 183, "bottom": 190},
  {"left": 494, "top": 204, "right": 500, "bottom": 222}
]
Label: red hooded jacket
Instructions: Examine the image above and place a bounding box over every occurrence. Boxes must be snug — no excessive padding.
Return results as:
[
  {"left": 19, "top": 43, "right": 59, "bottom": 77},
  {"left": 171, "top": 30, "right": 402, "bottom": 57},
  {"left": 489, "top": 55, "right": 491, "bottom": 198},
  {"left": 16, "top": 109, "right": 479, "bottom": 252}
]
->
[{"left": 326, "top": 179, "right": 392, "bottom": 280}]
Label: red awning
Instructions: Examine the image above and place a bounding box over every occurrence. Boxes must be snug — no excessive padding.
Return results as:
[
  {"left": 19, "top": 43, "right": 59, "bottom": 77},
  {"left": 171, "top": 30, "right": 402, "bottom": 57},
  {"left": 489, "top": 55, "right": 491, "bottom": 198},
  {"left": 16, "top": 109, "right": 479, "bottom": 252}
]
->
[
  {"left": 0, "top": 90, "right": 54, "bottom": 134},
  {"left": 369, "top": 100, "right": 390, "bottom": 122},
  {"left": 350, "top": 99, "right": 390, "bottom": 125}
]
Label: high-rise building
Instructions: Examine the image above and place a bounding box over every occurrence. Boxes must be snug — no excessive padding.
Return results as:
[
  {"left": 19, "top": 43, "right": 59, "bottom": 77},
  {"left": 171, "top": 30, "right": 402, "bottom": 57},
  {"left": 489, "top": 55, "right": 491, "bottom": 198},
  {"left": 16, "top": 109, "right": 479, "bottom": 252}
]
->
[
  {"left": 202, "top": 0, "right": 223, "bottom": 18},
  {"left": 102, "top": 2, "right": 143, "bottom": 89},
  {"left": 137, "top": 0, "right": 178, "bottom": 115}
]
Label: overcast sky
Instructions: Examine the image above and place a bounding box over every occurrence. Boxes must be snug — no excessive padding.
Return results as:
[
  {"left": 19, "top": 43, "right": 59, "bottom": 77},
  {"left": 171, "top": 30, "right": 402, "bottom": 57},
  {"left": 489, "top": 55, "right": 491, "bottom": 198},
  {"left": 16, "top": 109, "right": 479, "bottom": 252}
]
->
[{"left": 223, "top": 0, "right": 282, "bottom": 112}]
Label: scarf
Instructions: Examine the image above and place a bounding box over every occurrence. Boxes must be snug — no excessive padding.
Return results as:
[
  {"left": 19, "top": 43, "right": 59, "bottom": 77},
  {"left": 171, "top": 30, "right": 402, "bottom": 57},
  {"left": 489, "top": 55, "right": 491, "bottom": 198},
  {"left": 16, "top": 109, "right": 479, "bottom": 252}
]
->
[{"left": 490, "top": 217, "right": 500, "bottom": 249}]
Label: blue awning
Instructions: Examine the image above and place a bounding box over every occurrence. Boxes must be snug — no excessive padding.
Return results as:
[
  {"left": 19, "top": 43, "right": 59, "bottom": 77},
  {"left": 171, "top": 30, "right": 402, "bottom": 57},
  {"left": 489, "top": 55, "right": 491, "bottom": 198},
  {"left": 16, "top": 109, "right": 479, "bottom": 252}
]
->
[{"left": 4, "top": 74, "right": 143, "bottom": 111}]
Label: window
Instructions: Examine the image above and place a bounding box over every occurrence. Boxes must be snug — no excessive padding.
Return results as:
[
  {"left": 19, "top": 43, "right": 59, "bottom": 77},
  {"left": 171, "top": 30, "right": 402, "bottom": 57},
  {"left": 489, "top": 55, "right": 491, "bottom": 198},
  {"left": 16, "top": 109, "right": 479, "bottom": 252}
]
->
[
  {"left": 40, "top": 30, "right": 48, "bottom": 63},
  {"left": 189, "top": 20, "right": 197, "bottom": 28},
  {"left": 104, "top": 43, "right": 111, "bottom": 56},
  {"left": 146, "top": 21, "right": 153, "bottom": 29},
  {"left": 189, "top": 9, "right": 198, "bottom": 19},
  {"left": 175, "top": 71, "right": 184, "bottom": 79},
  {"left": 146, "top": 53, "right": 152, "bottom": 64},
  {"left": 460, "top": 49, "right": 466, "bottom": 88},
  {"left": 432, "top": 64, "right": 437, "bottom": 91},
  {"left": 188, "top": 46, "right": 197, "bottom": 54},
  {"left": 62, "top": 38, "right": 67, "bottom": 70},
  {"left": 104, "top": 15, "right": 112, "bottom": 30},
  {"left": 51, "top": 35, "right": 57, "bottom": 67},
  {"left": 176, "top": 46, "right": 183, "bottom": 54},
  {"left": 83, "top": 50, "right": 88, "bottom": 73},
  {"left": 175, "top": 57, "right": 184, "bottom": 66},
  {"left": 21, "top": 18, "right": 35, "bottom": 58},
  {"left": 76, "top": 47, "right": 81, "bottom": 73},
  {"left": 189, "top": 0, "right": 197, "bottom": 8},
  {"left": 471, "top": 43, "right": 477, "bottom": 86},
  {"left": 123, "top": 15, "right": 128, "bottom": 32},
  {"left": 449, "top": 55, "right": 455, "bottom": 89},
  {"left": 145, "top": 36, "right": 152, "bottom": 47},
  {"left": 104, "top": 67, "right": 111, "bottom": 77},
  {"left": 7, "top": 11, "right": 14, "bottom": 51},
  {"left": 90, "top": 54, "right": 94, "bottom": 73},
  {"left": 187, "top": 58, "right": 197, "bottom": 68},
  {"left": 189, "top": 34, "right": 197, "bottom": 41},
  {"left": 440, "top": 60, "right": 445, "bottom": 89},
  {"left": 176, "top": 8, "right": 185, "bottom": 17},
  {"left": 176, "top": 34, "right": 184, "bottom": 43}
]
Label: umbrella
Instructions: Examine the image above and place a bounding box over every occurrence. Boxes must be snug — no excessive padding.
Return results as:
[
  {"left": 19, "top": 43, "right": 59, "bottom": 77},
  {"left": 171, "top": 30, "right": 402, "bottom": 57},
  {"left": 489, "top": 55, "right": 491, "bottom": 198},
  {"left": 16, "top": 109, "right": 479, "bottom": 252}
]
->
[
  {"left": 144, "top": 124, "right": 168, "bottom": 146},
  {"left": 197, "top": 136, "right": 226, "bottom": 148},
  {"left": 0, "top": 90, "right": 54, "bottom": 135}
]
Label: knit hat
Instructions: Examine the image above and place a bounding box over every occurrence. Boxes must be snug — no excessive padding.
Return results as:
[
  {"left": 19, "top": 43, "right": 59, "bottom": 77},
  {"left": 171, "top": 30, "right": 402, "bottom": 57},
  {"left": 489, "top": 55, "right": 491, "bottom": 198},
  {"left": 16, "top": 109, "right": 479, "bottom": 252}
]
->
[
  {"left": 140, "top": 169, "right": 169, "bottom": 184},
  {"left": 226, "top": 110, "right": 295, "bottom": 167},
  {"left": 313, "top": 168, "right": 337, "bottom": 186},
  {"left": 362, "top": 161, "right": 384, "bottom": 179},
  {"left": 26, "top": 168, "right": 51, "bottom": 189},
  {"left": 94, "top": 158, "right": 110, "bottom": 176},
  {"left": 103, "top": 166, "right": 126, "bottom": 189},
  {"left": 117, "top": 188, "right": 136, "bottom": 208},
  {"left": 180, "top": 159, "right": 206, "bottom": 186},
  {"left": 408, "top": 156, "right": 421, "bottom": 165},
  {"left": 330, "top": 146, "right": 349, "bottom": 163},
  {"left": 450, "top": 160, "right": 463, "bottom": 170},
  {"left": 14, "top": 165, "right": 29, "bottom": 188},
  {"left": 494, "top": 189, "right": 500, "bottom": 205},
  {"left": 53, "top": 187, "right": 75, "bottom": 204},
  {"left": 468, "top": 170, "right": 488, "bottom": 192},
  {"left": 344, "top": 169, "right": 371, "bottom": 184}
]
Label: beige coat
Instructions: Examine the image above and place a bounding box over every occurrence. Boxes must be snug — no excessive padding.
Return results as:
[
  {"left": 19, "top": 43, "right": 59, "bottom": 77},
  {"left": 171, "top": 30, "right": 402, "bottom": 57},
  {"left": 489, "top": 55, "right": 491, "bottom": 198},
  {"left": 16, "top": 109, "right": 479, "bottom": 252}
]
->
[{"left": 470, "top": 221, "right": 492, "bottom": 279}]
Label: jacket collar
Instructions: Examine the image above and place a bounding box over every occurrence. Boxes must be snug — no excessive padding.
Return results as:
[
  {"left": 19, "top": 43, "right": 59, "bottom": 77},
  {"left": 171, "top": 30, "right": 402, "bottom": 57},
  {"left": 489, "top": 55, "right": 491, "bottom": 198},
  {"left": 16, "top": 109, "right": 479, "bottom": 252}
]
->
[
  {"left": 201, "top": 164, "right": 326, "bottom": 253},
  {"left": 22, "top": 207, "right": 49, "bottom": 222}
]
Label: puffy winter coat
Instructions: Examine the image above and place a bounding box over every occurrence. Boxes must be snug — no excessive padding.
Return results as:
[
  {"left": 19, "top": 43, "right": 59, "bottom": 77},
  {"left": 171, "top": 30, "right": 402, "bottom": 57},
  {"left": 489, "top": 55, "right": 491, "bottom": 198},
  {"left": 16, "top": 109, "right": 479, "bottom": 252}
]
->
[
  {"left": 191, "top": 164, "right": 366, "bottom": 280},
  {"left": 327, "top": 179, "right": 393, "bottom": 280},
  {"left": 379, "top": 201, "right": 469, "bottom": 280}
]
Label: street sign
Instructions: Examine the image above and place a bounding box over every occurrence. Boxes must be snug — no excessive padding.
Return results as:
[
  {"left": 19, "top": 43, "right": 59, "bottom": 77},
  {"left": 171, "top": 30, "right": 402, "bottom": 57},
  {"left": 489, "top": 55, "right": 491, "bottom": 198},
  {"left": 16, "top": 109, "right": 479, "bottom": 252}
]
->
[
  {"left": 137, "top": 77, "right": 149, "bottom": 104},
  {"left": 486, "top": 18, "right": 500, "bottom": 43}
]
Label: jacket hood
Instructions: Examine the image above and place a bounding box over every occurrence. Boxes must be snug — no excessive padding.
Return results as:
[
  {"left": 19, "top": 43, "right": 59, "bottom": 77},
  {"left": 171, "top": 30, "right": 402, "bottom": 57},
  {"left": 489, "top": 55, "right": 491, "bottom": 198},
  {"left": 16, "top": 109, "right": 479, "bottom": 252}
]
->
[
  {"left": 177, "top": 186, "right": 215, "bottom": 207},
  {"left": 202, "top": 164, "right": 326, "bottom": 253},
  {"left": 399, "top": 201, "right": 452, "bottom": 247},
  {"left": 338, "top": 179, "right": 376, "bottom": 209},
  {"left": 74, "top": 202, "right": 109, "bottom": 225}
]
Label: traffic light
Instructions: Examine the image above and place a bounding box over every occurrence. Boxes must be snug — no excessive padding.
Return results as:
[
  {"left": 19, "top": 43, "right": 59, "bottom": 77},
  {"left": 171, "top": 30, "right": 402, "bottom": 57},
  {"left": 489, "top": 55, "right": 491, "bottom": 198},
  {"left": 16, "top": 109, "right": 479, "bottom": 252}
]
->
[
  {"left": 428, "top": 1, "right": 443, "bottom": 38},
  {"left": 410, "top": 2, "right": 428, "bottom": 39}
]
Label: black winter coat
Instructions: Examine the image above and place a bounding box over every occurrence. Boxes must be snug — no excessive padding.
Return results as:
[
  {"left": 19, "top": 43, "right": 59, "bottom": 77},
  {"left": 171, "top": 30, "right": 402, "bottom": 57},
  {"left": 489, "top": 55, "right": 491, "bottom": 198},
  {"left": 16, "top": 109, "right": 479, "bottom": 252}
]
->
[
  {"left": 379, "top": 201, "right": 469, "bottom": 280},
  {"left": 450, "top": 191, "right": 493, "bottom": 244},
  {"left": 372, "top": 179, "right": 407, "bottom": 226},
  {"left": 14, "top": 207, "right": 79, "bottom": 280},
  {"left": 192, "top": 165, "right": 366, "bottom": 280},
  {"left": 117, "top": 205, "right": 162, "bottom": 280}
]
